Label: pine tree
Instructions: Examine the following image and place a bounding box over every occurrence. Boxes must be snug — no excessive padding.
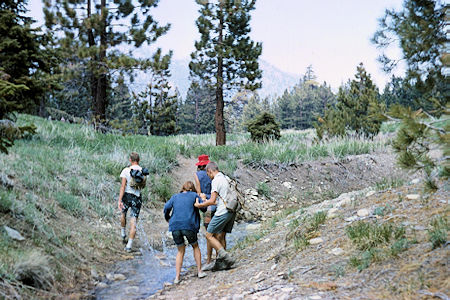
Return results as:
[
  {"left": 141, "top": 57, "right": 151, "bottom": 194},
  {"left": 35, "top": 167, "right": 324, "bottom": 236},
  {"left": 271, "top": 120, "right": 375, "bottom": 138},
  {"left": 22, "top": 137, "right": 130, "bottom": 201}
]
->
[
  {"left": 372, "top": 0, "right": 446, "bottom": 110},
  {"left": 177, "top": 82, "right": 215, "bottom": 134},
  {"left": 373, "top": 0, "right": 448, "bottom": 191},
  {"left": 0, "top": 0, "right": 57, "bottom": 153},
  {"left": 44, "top": 0, "right": 170, "bottom": 122},
  {"left": 274, "top": 66, "right": 335, "bottom": 130},
  {"left": 190, "top": 0, "right": 262, "bottom": 145},
  {"left": 133, "top": 49, "right": 178, "bottom": 136},
  {"left": 315, "top": 63, "right": 384, "bottom": 139},
  {"left": 246, "top": 112, "right": 281, "bottom": 142}
]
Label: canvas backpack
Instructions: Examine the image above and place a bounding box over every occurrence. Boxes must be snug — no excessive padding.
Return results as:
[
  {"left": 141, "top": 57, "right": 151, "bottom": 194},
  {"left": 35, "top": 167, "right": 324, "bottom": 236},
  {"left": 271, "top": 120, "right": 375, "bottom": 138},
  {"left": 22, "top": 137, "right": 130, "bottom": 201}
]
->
[
  {"left": 218, "top": 175, "right": 245, "bottom": 213},
  {"left": 129, "top": 167, "right": 149, "bottom": 190}
]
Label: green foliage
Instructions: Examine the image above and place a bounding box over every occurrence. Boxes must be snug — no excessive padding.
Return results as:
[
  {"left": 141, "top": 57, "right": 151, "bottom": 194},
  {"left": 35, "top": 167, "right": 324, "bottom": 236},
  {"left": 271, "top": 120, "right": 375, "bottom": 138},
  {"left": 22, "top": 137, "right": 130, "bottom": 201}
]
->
[
  {"left": 372, "top": 0, "right": 446, "bottom": 109},
  {"left": 55, "top": 192, "right": 84, "bottom": 217},
  {"left": 287, "top": 211, "right": 327, "bottom": 252},
  {"left": 133, "top": 50, "right": 179, "bottom": 136},
  {"left": 256, "top": 182, "right": 271, "bottom": 198},
  {"left": 246, "top": 112, "right": 281, "bottom": 142},
  {"left": 190, "top": 0, "right": 262, "bottom": 145},
  {"left": 315, "top": 63, "right": 385, "bottom": 140},
  {"left": 44, "top": 0, "right": 170, "bottom": 121},
  {"left": 347, "top": 221, "right": 409, "bottom": 270},
  {"left": 375, "top": 177, "right": 405, "bottom": 191},
  {"left": 390, "top": 105, "right": 449, "bottom": 192},
  {"left": 275, "top": 66, "right": 335, "bottom": 130},
  {"left": 150, "top": 175, "right": 174, "bottom": 203},
  {"left": 309, "top": 211, "right": 327, "bottom": 231},
  {"left": 346, "top": 221, "right": 405, "bottom": 251},
  {"left": 0, "top": 189, "right": 14, "bottom": 213},
  {"left": 177, "top": 83, "right": 215, "bottom": 134},
  {"left": 428, "top": 216, "right": 448, "bottom": 249},
  {"left": 0, "top": 1, "right": 49, "bottom": 153},
  {"left": 373, "top": 1, "right": 448, "bottom": 192}
]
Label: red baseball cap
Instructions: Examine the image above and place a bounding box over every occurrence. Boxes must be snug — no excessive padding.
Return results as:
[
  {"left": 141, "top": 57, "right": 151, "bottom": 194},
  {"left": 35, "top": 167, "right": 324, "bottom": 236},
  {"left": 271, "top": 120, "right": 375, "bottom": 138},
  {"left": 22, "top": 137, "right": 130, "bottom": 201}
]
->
[{"left": 195, "top": 154, "right": 210, "bottom": 166}]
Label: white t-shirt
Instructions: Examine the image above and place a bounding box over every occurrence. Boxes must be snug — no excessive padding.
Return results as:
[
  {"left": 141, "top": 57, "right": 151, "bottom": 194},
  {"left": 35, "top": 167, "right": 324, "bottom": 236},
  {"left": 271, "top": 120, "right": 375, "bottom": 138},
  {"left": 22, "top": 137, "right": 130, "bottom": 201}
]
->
[
  {"left": 120, "top": 165, "right": 142, "bottom": 197},
  {"left": 211, "top": 172, "right": 229, "bottom": 216}
]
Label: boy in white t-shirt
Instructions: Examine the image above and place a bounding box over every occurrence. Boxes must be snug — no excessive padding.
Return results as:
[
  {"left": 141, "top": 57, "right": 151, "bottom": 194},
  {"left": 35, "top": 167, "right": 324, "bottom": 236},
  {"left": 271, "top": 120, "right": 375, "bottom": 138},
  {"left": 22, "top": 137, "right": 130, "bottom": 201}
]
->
[{"left": 118, "top": 152, "right": 143, "bottom": 252}]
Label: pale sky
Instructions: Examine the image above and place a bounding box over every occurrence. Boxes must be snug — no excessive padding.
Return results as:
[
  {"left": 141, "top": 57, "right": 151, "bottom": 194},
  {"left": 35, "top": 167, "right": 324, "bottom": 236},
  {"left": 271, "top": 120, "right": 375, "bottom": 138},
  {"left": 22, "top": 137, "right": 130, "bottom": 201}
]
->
[{"left": 27, "top": 0, "right": 405, "bottom": 90}]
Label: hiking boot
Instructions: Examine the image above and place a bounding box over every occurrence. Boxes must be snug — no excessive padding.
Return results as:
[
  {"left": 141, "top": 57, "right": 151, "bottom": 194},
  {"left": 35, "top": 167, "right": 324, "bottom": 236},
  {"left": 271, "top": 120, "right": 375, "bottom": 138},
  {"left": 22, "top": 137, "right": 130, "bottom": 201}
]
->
[
  {"left": 198, "top": 271, "right": 207, "bottom": 278},
  {"left": 174, "top": 278, "right": 181, "bottom": 284},
  {"left": 124, "top": 246, "right": 132, "bottom": 253},
  {"left": 222, "top": 252, "right": 236, "bottom": 266},
  {"left": 201, "top": 261, "right": 215, "bottom": 271},
  {"left": 212, "top": 258, "right": 229, "bottom": 271},
  {"left": 122, "top": 235, "right": 127, "bottom": 245}
]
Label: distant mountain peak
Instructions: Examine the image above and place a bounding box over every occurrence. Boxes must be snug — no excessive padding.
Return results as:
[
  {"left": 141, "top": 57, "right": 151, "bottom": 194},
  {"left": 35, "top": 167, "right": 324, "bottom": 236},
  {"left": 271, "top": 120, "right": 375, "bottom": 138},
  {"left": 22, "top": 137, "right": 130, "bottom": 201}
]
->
[{"left": 131, "top": 58, "right": 300, "bottom": 100}]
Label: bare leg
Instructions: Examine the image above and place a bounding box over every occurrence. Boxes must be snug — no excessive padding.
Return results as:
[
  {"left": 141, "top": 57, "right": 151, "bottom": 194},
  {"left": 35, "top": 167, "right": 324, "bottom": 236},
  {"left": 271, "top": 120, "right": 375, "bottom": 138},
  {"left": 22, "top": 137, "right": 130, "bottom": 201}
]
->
[
  {"left": 206, "top": 232, "right": 224, "bottom": 252},
  {"left": 192, "top": 243, "right": 202, "bottom": 274},
  {"left": 175, "top": 245, "right": 186, "bottom": 281},
  {"left": 120, "top": 213, "right": 126, "bottom": 228},
  {"left": 206, "top": 240, "right": 212, "bottom": 263},
  {"left": 217, "top": 232, "right": 226, "bottom": 249},
  {"left": 129, "top": 217, "right": 138, "bottom": 239}
]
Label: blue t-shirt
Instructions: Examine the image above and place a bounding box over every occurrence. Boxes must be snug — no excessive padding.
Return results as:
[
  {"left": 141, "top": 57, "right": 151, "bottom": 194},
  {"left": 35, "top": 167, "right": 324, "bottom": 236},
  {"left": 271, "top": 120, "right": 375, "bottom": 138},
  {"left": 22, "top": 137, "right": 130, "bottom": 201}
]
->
[
  {"left": 197, "top": 170, "right": 216, "bottom": 212},
  {"left": 163, "top": 191, "right": 200, "bottom": 232}
]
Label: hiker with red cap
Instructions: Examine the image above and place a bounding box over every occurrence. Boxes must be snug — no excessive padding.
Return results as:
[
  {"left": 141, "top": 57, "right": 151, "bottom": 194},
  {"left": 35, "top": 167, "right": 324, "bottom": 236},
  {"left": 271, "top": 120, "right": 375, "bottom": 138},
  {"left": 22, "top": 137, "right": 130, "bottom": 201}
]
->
[{"left": 193, "top": 154, "right": 217, "bottom": 270}]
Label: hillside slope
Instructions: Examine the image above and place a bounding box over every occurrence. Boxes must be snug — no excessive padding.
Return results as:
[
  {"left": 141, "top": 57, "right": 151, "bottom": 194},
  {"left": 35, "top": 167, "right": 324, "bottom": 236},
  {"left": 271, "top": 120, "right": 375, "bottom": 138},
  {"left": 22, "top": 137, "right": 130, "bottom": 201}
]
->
[
  {"left": 151, "top": 180, "right": 449, "bottom": 299},
  {"left": 0, "top": 115, "right": 447, "bottom": 299}
]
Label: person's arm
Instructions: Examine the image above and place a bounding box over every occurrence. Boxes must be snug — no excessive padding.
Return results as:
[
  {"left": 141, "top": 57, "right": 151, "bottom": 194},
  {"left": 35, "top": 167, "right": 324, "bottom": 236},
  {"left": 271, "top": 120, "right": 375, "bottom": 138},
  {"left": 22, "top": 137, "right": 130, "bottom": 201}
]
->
[
  {"left": 118, "top": 177, "right": 126, "bottom": 210},
  {"left": 163, "top": 197, "right": 173, "bottom": 222},
  {"left": 194, "top": 173, "right": 202, "bottom": 194},
  {"left": 194, "top": 192, "right": 217, "bottom": 208}
]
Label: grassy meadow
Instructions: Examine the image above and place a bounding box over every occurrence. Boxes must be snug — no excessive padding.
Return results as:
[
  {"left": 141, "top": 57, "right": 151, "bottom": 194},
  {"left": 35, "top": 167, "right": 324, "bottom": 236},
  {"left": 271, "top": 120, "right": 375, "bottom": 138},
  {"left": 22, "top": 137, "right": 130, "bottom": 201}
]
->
[{"left": 0, "top": 114, "right": 393, "bottom": 295}]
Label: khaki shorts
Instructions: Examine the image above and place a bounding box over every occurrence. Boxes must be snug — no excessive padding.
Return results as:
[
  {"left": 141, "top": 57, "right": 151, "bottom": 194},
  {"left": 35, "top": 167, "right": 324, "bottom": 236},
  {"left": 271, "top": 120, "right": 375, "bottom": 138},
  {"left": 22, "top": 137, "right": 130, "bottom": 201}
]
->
[{"left": 207, "top": 211, "right": 236, "bottom": 234}]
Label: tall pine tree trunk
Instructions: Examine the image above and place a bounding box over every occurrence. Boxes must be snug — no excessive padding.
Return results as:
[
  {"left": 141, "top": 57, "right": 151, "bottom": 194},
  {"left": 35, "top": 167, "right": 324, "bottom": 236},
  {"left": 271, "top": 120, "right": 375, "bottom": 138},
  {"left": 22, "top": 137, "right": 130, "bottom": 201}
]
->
[
  {"left": 93, "top": 0, "right": 107, "bottom": 122},
  {"left": 87, "top": 0, "right": 97, "bottom": 119},
  {"left": 215, "top": 3, "right": 226, "bottom": 146}
]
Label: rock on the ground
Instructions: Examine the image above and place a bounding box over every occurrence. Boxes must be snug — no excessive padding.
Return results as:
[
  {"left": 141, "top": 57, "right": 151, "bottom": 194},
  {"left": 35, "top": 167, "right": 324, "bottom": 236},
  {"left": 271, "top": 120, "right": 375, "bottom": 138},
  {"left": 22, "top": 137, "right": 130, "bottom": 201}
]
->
[
  {"left": 327, "top": 208, "right": 339, "bottom": 218},
  {"left": 113, "top": 273, "right": 126, "bottom": 281},
  {"left": 282, "top": 182, "right": 292, "bottom": 189},
  {"left": 366, "top": 191, "right": 376, "bottom": 197},
  {"left": 357, "top": 208, "right": 370, "bottom": 217},
  {"left": 410, "top": 178, "right": 421, "bottom": 184},
  {"left": 309, "top": 237, "right": 324, "bottom": 245},
  {"left": 335, "top": 196, "right": 352, "bottom": 208},
  {"left": 246, "top": 223, "right": 262, "bottom": 231},
  {"left": 105, "top": 273, "right": 114, "bottom": 281},
  {"left": 345, "top": 216, "right": 359, "bottom": 222},
  {"left": 4, "top": 226, "right": 25, "bottom": 241},
  {"left": 406, "top": 194, "right": 420, "bottom": 200},
  {"left": 96, "top": 282, "right": 108, "bottom": 289},
  {"left": 329, "top": 248, "right": 344, "bottom": 256}
]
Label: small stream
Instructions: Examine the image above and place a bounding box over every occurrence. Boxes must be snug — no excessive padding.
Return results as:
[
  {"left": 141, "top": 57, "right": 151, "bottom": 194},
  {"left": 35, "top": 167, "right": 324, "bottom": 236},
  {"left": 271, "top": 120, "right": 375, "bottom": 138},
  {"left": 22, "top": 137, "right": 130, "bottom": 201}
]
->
[{"left": 94, "top": 222, "right": 249, "bottom": 300}]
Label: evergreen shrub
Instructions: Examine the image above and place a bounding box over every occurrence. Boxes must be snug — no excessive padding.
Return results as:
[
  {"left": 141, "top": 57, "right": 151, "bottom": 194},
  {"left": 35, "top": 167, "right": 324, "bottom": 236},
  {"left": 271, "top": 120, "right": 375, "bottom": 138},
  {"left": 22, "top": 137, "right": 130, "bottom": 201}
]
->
[{"left": 246, "top": 112, "right": 281, "bottom": 143}]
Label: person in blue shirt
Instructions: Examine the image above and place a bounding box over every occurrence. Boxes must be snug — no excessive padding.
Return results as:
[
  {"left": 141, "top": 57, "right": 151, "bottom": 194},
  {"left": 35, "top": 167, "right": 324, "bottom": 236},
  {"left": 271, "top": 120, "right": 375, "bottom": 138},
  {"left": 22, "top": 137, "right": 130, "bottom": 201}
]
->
[
  {"left": 164, "top": 181, "right": 207, "bottom": 284},
  {"left": 193, "top": 154, "right": 218, "bottom": 270}
]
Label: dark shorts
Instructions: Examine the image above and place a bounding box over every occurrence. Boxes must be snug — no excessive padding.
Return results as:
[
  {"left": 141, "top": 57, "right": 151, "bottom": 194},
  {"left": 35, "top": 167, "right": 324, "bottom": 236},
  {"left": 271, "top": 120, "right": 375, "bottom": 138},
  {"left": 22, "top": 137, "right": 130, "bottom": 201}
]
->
[
  {"left": 121, "top": 193, "right": 142, "bottom": 218},
  {"left": 172, "top": 230, "right": 198, "bottom": 247},
  {"left": 207, "top": 212, "right": 236, "bottom": 234}
]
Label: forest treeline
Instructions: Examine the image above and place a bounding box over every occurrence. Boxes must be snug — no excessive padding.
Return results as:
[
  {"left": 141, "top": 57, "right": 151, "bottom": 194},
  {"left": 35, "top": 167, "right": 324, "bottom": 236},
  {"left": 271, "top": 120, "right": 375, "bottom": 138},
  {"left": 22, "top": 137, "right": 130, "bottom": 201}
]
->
[{"left": 1, "top": 0, "right": 448, "bottom": 186}]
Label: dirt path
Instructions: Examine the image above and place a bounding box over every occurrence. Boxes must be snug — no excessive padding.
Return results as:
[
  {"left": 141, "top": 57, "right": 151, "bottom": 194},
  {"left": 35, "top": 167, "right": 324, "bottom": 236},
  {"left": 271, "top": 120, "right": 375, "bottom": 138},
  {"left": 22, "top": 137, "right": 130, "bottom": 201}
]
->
[{"left": 171, "top": 156, "right": 199, "bottom": 188}]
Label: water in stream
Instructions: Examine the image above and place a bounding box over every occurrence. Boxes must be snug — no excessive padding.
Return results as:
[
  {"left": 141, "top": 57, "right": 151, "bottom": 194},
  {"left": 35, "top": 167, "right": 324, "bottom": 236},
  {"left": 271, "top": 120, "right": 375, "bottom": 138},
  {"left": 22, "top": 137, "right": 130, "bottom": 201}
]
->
[{"left": 94, "top": 222, "right": 249, "bottom": 300}]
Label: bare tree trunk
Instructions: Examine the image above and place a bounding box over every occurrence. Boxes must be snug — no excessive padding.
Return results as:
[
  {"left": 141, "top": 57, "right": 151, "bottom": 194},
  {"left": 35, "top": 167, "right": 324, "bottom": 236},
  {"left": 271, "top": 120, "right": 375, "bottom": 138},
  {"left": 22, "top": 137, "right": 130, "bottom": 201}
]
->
[
  {"left": 94, "top": 0, "right": 108, "bottom": 123},
  {"left": 87, "top": 0, "right": 97, "bottom": 119},
  {"left": 215, "top": 2, "right": 226, "bottom": 146},
  {"left": 195, "top": 94, "right": 199, "bottom": 135}
]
